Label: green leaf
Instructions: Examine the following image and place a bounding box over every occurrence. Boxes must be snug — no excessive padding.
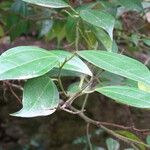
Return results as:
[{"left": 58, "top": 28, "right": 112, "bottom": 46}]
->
[
  {"left": 116, "top": 130, "right": 146, "bottom": 150},
  {"left": 11, "top": 76, "right": 59, "bottom": 117},
  {"left": 117, "top": 0, "right": 143, "bottom": 11},
  {"left": 22, "top": 0, "right": 69, "bottom": 8},
  {"left": 146, "top": 135, "right": 150, "bottom": 145},
  {"left": 112, "top": 41, "right": 118, "bottom": 53},
  {"left": 46, "top": 20, "right": 66, "bottom": 46},
  {"left": 77, "top": 50, "right": 150, "bottom": 85},
  {"left": 7, "top": 0, "right": 28, "bottom": 40},
  {"left": 49, "top": 68, "right": 84, "bottom": 77},
  {"left": 51, "top": 50, "right": 92, "bottom": 76},
  {"left": 100, "top": 71, "right": 124, "bottom": 86},
  {"left": 94, "top": 28, "right": 113, "bottom": 52},
  {"left": 142, "top": 38, "right": 150, "bottom": 47},
  {"left": 80, "top": 9, "right": 115, "bottom": 39},
  {"left": 11, "top": 0, "right": 28, "bottom": 15},
  {"left": 130, "top": 33, "right": 140, "bottom": 46},
  {"left": 96, "top": 86, "right": 150, "bottom": 108},
  {"left": 106, "top": 138, "right": 120, "bottom": 150},
  {"left": 67, "top": 82, "right": 81, "bottom": 96},
  {"left": 0, "top": 46, "right": 58, "bottom": 80},
  {"left": 65, "top": 16, "right": 76, "bottom": 43}
]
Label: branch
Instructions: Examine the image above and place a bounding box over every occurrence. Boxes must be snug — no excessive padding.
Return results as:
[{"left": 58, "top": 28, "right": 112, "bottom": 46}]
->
[{"left": 67, "top": 106, "right": 150, "bottom": 149}]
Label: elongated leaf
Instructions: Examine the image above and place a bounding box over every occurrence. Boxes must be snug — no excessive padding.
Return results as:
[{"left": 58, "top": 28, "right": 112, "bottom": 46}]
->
[
  {"left": 80, "top": 10, "right": 115, "bottom": 39},
  {"left": 22, "top": 0, "right": 69, "bottom": 8},
  {"left": 118, "top": 0, "right": 143, "bottom": 11},
  {"left": 77, "top": 50, "right": 150, "bottom": 85},
  {"left": 51, "top": 50, "right": 92, "bottom": 76},
  {"left": 11, "top": 76, "right": 59, "bottom": 117},
  {"left": 96, "top": 86, "right": 150, "bottom": 108},
  {"left": 0, "top": 46, "right": 58, "bottom": 80},
  {"left": 116, "top": 130, "right": 146, "bottom": 150}
]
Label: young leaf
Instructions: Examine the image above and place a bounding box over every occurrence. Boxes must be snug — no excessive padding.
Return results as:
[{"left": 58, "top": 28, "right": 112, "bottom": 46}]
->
[
  {"left": 67, "top": 82, "right": 81, "bottom": 96},
  {"left": 22, "top": 0, "right": 69, "bottom": 8},
  {"left": 116, "top": 130, "right": 146, "bottom": 150},
  {"left": 11, "top": 76, "right": 59, "bottom": 117},
  {"left": 77, "top": 50, "right": 150, "bottom": 85},
  {"left": 96, "top": 86, "right": 150, "bottom": 108},
  {"left": 106, "top": 138, "right": 120, "bottom": 150},
  {"left": 0, "top": 46, "right": 58, "bottom": 80},
  {"left": 51, "top": 50, "right": 92, "bottom": 76},
  {"left": 80, "top": 9, "right": 115, "bottom": 39}
]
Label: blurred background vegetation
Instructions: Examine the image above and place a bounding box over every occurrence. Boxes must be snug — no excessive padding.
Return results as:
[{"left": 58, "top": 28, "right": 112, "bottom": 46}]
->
[{"left": 0, "top": 0, "right": 150, "bottom": 149}]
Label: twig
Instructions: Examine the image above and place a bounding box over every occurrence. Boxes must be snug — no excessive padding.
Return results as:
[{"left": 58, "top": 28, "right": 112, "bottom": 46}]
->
[
  {"left": 57, "top": 52, "right": 77, "bottom": 96},
  {"left": 131, "top": 143, "right": 140, "bottom": 150},
  {"left": 86, "top": 123, "right": 93, "bottom": 150},
  {"left": 61, "top": 76, "right": 94, "bottom": 108},
  {"left": 69, "top": 106, "right": 150, "bottom": 148},
  {"left": 144, "top": 56, "right": 150, "bottom": 65},
  {"left": 8, "top": 85, "right": 22, "bottom": 104},
  {"left": 4, "top": 81, "right": 23, "bottom": 91},
  {"left": 81, "top": 94, "right": 89, "bottom": 112},
  {"left": 60, "top": 107, "right": 84, "bottom": 114},
  {"left": 75, "top": 21, "right": 79, "bottom": 51}
]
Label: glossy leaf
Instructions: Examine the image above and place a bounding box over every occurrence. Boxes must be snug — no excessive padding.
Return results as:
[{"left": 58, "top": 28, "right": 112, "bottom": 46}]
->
[
  {"left": 80, "top": 9, "right": 115, "bottom": 39},
  {"left": 51, "top": 50, "right": 92, "bottom": 76},
  {"left": 22, "top": 0, "right": 69, "bottom": 8},
  {"left": 11, "top": 76, "right": 59, "bottom": 117},
  {"left": 96, "top": 86, "right": 150, "bottom": 108},
  {"left": 0, "top": 46, "right": 58, "bottom": 80},
  {"left": 78, "top": 50, "right": 150, "bottom": 85},
  {"left": 106, "top": 138, "right": 120, "bottom": 150}
]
